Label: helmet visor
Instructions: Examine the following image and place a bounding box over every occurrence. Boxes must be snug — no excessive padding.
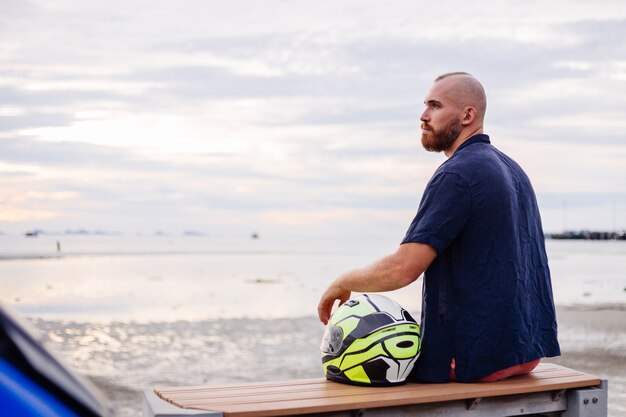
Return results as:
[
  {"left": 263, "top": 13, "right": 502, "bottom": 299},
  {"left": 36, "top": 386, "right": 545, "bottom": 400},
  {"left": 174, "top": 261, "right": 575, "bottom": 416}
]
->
[{"left": 320, "top": 324, "right": 344, "bottom": 355}]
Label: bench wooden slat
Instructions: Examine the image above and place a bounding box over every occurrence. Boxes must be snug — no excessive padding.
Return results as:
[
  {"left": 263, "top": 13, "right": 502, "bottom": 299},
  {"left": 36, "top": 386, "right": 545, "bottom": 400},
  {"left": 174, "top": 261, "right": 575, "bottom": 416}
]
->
[
  {"left": 156, "top": 365, "right": 584, "bottom": 402},
  {"left": 158, "top": 374, "right": 585, "bottom": 407},
  {"left": 164, "top": 375, "right": 596, "bottom": 411},
  {"left": 154, "top": 365, "right": 572, "bottom": 403},
  {"left": 154, "top": 363, "right": 601, "bottom": 417},
  {"left": 155, "top": 363, "right": 584, "bottom": 402}
]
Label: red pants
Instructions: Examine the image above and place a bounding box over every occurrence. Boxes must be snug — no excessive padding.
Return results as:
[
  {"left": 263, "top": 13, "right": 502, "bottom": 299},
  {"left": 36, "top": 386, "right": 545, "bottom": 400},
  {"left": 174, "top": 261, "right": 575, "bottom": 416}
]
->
[{"left": 449, "top": 358, "right": 541, "bottom": 382}]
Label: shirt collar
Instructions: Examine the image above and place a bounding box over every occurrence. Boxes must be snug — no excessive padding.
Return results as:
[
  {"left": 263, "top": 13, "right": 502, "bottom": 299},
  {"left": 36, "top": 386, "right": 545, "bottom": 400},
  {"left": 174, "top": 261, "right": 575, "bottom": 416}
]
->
[{"left": 455, "top": 133, "right": 490, "bottom": 153}]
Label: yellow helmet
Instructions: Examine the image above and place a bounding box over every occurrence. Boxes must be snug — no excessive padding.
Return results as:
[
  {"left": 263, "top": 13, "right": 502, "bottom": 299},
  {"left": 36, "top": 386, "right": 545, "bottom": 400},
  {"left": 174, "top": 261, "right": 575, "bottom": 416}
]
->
[{"left": 320, "top": 294, "right": 421, "bottom": 386}]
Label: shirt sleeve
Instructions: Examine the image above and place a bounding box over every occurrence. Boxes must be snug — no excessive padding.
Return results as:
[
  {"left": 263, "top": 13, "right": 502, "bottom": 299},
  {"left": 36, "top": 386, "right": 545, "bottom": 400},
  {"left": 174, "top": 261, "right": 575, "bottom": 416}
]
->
[{"left": 401, "top": 171, "right": 472, "bottom": 254}]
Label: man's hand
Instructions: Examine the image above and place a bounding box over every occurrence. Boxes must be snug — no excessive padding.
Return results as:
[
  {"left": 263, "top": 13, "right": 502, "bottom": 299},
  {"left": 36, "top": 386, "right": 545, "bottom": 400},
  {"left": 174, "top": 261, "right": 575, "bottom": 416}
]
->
[{"left": 317, "top": 283, "right": 351, "bottom": 324}]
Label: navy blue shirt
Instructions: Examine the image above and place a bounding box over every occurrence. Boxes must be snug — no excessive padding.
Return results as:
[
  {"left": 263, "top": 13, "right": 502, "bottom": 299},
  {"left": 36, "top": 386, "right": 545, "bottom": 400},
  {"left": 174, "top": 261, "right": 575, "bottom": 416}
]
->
[{"left": 402, "top": 134, "right": 560, "bottom": 383}]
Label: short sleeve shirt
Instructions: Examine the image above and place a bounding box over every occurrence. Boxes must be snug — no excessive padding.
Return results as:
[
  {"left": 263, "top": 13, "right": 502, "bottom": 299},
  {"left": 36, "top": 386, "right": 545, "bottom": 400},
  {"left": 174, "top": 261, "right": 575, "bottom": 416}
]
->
[{"left": 402, "top": 134, "right": 560, "bottom": 382}]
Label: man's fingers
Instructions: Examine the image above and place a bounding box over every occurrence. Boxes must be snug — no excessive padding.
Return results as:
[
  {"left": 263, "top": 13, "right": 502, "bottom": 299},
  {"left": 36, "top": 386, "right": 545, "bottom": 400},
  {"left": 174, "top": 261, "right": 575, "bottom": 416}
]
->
[
  {"left": 319, "top": 308, "right": 330, "bottom": 324},
  {"left": 317, "top": 299, "right": 332, "bottom": 324},
  {"left": 318, "top": 284, "right": 351, "bottom": 324},
  {"left": 339, "top": 292, "right": 351, "bottom": 306}
]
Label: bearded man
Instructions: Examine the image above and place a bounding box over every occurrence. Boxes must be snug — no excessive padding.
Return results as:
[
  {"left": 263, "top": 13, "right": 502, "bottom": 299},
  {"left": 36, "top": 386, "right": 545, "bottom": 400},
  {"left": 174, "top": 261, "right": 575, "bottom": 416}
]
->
[{"left": 317, "top": 72, "right": 561, "bottom": 383}]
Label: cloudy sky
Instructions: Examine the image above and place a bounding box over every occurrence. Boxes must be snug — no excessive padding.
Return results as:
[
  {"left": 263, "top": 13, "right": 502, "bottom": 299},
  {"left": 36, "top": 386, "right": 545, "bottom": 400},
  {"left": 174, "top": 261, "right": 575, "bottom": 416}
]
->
[{"left": 1, "top": 0, "right": 625, "bottom": 238}]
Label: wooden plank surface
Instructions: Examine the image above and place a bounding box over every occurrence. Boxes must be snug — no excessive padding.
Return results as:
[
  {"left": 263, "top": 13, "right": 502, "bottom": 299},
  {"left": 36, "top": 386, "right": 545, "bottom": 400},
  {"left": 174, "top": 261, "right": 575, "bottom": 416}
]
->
[{"left": 154, "top": 363, "right": 601, "bottom": 417}]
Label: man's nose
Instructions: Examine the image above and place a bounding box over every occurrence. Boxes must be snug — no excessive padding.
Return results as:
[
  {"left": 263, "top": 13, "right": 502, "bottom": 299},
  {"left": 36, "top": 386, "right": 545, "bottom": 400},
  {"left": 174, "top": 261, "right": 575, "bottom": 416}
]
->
[{"left": 420, "top": 109, "right": 429, "bottom": 122}]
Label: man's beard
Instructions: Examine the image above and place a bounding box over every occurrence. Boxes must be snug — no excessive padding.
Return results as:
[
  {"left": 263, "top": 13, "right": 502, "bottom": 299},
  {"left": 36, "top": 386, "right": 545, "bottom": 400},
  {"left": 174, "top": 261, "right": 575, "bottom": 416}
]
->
[{"left": 421, "top": 118, "right": 462, "bottom": 153}]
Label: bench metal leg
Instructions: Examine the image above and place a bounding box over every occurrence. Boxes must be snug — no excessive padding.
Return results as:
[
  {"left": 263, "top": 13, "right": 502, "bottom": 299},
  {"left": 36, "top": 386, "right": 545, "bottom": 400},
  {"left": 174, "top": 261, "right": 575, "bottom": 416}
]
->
[
  {"left": 562, "top": 380, "right": 608, "bottom": 417},
  {"left": 300, "top": 390, "right": 569, "bottom": 416}
]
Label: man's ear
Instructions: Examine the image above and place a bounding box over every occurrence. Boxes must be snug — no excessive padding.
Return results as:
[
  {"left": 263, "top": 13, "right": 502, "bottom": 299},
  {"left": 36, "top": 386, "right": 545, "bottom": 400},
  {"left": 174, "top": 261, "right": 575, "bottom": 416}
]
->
[{"left": 462, "top": 107, "right": 476, "bottom": 126}]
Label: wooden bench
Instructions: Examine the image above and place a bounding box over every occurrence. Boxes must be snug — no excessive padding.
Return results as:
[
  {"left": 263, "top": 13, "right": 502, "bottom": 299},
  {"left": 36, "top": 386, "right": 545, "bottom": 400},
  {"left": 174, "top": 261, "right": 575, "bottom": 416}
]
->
[{"left": 142, "top": 363, "right": 607, "bottom": 417}]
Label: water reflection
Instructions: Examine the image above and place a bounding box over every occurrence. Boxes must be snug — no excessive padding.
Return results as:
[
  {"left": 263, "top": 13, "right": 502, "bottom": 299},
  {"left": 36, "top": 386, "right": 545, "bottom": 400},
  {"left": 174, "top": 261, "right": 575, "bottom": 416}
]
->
[{"left": 32, "top": 317, "right": 325, "bottom": 416}]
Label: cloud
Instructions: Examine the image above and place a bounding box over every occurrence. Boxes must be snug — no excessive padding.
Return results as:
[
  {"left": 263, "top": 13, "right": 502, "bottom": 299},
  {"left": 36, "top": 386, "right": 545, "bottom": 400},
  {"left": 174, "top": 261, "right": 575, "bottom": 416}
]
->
[
  {"left": 0, "top": 112, "right": 74, "bottom": 132},
  {"left": 0, "top": 85, "right": 124, "bottom": 108},
  {"left": 0, "top": 136, "right": 143, "bottom": 168},
  {"left": 0, "top": 1, "right": 625, "bottom": 234}
]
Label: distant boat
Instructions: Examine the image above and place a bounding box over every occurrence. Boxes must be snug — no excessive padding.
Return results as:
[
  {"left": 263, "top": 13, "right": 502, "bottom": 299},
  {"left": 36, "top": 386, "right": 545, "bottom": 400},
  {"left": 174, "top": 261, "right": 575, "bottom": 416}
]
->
[
  {"left": 24, "top": 231, "right": 39, "bottom": 238},
  {"left": 251, "top": 232, "right": 259, "bottom": 239}
]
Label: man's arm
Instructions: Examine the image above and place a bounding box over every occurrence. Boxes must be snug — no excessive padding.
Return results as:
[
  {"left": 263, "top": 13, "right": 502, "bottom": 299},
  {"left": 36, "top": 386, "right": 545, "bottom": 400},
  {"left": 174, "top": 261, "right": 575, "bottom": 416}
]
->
[{"left": 317, "top": 242, "right": 436, "bottom": 324}]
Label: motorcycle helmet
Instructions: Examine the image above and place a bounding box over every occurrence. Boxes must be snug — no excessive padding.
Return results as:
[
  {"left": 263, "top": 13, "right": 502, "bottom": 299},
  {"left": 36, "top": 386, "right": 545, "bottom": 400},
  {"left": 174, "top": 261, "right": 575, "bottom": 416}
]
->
[{"left": 320, "top": 293, "right": 421, "bottom": 386}]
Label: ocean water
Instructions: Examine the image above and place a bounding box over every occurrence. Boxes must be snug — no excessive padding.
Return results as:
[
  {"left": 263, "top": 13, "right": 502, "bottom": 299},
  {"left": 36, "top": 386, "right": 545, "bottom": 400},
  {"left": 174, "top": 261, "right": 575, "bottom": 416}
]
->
[{"left": 1, "top": 234, "right": 625, "bottom": 416}]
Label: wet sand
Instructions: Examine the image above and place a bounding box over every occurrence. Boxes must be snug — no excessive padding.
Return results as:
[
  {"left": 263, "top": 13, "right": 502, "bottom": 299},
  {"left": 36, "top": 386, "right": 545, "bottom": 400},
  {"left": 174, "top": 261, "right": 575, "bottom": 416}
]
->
[
  {"left": 30, "top": 305, "right": 626, "bottom": 417},
  {"left": 547, "top": 306, "right": 626, "bottom": 416}
]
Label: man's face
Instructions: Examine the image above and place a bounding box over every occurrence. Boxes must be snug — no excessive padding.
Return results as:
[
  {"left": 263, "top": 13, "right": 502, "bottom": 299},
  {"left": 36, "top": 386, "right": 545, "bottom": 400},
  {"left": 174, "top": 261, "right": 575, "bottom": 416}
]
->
[{"left": 420, "top": 79, "right": 463, "bottom": 153}]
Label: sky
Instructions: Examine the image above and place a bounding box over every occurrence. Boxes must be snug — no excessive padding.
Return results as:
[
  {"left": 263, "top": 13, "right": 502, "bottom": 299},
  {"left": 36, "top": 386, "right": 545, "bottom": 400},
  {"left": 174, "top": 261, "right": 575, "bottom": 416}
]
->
[{"left": 1, "top": 0, "right": 625, "bottom": 238}]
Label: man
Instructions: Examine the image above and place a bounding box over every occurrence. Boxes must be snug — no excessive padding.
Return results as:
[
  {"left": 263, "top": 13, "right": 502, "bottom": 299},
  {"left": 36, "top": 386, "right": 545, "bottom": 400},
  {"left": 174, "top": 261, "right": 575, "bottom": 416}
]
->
[{"left": 317, "top": 72, "right": 560, "bottom": 383}]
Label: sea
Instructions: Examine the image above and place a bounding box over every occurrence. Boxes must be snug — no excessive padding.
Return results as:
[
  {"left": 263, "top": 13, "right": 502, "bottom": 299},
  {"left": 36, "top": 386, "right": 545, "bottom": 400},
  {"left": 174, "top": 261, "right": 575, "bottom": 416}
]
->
[{"left": 1, "top": 234, "right": 625, "bottom": 416}]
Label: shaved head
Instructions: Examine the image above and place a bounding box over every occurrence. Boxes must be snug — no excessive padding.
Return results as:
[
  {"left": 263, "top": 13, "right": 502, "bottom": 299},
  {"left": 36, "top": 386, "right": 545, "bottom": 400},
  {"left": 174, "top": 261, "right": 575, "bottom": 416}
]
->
[
  {"left": 434, "top": 72, "right": 487, "bottom": 123},
  {"left": 420, "top": 72, "right": 488, "bottom": 156}
]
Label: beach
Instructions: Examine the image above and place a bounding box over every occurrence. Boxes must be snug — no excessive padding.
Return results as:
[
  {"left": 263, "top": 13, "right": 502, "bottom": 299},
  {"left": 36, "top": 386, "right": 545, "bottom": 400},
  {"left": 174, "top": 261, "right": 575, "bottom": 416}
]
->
[
  {"left": 1, "top": 235, "right": 625, "bottom": 416},
  {"left": 549, "top": 306, "right": 626, "bottom": 416},
  {"left": 25, "top": 305, "right": 626, "bottom": 417},
  {"left": 4, "top": 1, "right": 625, "bottom": 416}
]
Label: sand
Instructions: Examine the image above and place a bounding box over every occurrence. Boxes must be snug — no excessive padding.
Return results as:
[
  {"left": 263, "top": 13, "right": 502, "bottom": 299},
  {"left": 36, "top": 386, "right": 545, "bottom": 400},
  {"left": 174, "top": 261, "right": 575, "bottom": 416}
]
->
[
  {"left": 547, "top": 306, "right": 626, "bottom": 416},
  {"left": 28, "top": 305, "right": 626, "bottom": 417}
]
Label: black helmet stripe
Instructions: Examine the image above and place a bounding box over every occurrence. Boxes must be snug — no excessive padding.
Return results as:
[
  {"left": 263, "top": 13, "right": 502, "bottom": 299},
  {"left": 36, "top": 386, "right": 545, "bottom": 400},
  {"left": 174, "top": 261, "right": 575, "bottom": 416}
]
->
[
  {"left": 363, "top": 294, "right": 381, "bottom": 312},
  {"left": 333, "top": 312, "right": 398, "bottom": 343},
  {"left": 347, "top": 312, "right": 395, "bottom": 339},
  {"left": 321, "top": 330, "right": 421, "bottom": 363}
]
